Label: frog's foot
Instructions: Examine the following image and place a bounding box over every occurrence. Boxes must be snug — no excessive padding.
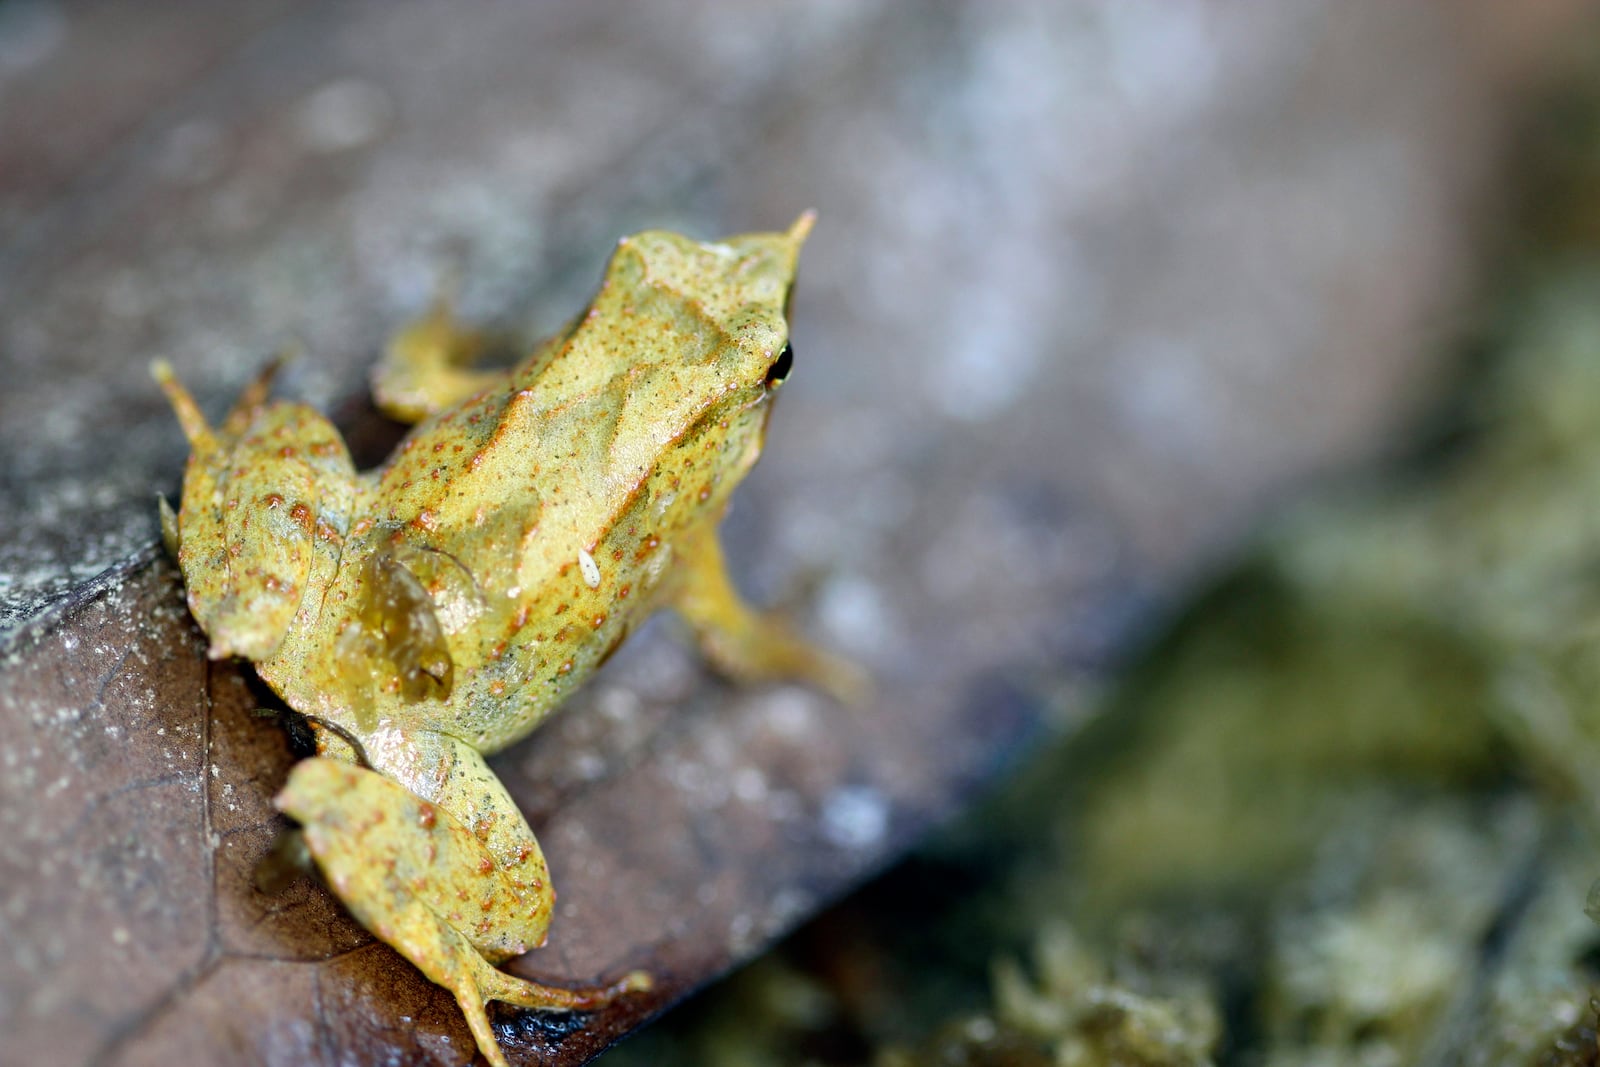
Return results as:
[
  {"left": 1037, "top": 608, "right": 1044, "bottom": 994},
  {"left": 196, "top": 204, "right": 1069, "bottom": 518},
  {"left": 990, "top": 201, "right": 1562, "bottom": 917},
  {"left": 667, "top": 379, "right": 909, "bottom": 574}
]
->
[
  {"left": 276, "top": 757, "right": 650, "bottom": 1067},
  {"left": 220, "top": 357, "right": 285, "bottom": 432},
  {"left": 391, "top": 899, "right": 649, "bottom": 1067},
  {"left": 670, "top": 526, "right": 870, "bottom": 706},
  {"left": 372, "top": 294, "right": 506, "bottom": 422}
]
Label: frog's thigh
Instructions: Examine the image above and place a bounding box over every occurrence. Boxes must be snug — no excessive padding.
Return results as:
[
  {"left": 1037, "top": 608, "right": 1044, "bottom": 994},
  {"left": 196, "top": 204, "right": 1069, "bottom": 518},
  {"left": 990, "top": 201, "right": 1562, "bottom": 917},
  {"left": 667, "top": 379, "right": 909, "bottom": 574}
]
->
[
  {"left": 277, "top": 758, "right": 647, "bottom": 1067},
  {"left": 290, "top": 734, "right": 554, "bottom": 961},
  {"left": 667, "top": 525, "right": 867, "bottom": 704},
  {"left": 372, "top": 296, "right": 507, "bottom": 422},
  {"left": 156, "top": 365, "right": 357, "bottom": 661}
]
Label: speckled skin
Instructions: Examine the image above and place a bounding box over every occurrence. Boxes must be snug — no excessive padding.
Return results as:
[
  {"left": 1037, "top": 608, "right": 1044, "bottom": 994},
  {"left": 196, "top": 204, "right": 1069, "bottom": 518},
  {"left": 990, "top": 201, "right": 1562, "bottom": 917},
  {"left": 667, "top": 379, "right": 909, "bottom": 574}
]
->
[{"left": 155, "top": 217, "right": 860, "bottom": 1067}]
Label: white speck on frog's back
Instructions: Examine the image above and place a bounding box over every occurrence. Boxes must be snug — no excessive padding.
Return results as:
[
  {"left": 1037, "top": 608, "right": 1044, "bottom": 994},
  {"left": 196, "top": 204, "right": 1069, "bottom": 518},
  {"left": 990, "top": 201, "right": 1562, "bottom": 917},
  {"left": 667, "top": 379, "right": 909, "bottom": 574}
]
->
[{"left": 578, "top": 548, "right": 601, "bottom": 589}]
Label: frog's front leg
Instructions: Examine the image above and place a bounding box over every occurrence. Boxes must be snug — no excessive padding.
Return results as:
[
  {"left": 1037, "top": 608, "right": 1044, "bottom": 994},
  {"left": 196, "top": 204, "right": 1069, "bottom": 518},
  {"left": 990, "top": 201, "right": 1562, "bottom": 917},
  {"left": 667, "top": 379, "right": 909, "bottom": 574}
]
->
[
  {"left": 275, "top": 734, "right": 648, "bottom": 1067},
  {"left": 370, "top": 295, "right": 508, "bottom": 423},
  {"left": 668, "top": 524, "right": 868, "bottom": 704},
  {"left": 373, "top": 294, "right": 583, "bottom": 423}
]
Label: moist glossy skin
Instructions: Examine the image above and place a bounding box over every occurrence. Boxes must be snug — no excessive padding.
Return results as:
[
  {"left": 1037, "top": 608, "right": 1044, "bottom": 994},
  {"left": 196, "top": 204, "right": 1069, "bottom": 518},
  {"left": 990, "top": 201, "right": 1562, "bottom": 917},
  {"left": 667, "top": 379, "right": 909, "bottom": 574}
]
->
[{"left": 155, "top": 216, "right": 860, "bottom": 1067}]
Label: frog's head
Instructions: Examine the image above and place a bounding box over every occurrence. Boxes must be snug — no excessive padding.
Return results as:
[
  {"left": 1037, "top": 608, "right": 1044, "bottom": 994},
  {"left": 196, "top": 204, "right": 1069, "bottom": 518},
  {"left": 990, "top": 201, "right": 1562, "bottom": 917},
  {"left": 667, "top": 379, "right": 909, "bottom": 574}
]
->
[
  {"left": 603, "top": 212, "right": 811, "bottom": 405},
  {"left": 585, "top": 214, "right": 814, "bottom": 489},
  {"left": 687, "top": 210, "right": 811, "bottom": 398}
]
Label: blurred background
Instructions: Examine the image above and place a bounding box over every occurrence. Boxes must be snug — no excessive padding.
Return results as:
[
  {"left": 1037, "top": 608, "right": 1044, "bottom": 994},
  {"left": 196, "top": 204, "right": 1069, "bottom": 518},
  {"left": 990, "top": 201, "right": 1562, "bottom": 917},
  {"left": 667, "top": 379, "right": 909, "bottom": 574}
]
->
[{"left": 9, "top": 1, "right": 1600, "bottom": 1064}]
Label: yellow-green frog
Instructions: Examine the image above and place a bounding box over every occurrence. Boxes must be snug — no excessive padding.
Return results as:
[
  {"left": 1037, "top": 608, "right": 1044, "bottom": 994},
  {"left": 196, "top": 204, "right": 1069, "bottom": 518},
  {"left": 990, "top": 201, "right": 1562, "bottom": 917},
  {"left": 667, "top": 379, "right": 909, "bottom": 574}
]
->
[{"left": 153, "top": 215, "right": 859, "bottom": 1067}]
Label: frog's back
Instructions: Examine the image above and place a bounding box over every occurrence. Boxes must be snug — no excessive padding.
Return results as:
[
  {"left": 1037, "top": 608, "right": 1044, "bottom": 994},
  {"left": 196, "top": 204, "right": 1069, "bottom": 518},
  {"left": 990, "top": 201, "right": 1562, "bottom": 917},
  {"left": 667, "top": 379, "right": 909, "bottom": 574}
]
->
[
  {"left": 261, "top": 223, "right": 807, "bottom": 752},
  {"left": 375, "top": 226, "right": 800, "bottom": 564}
]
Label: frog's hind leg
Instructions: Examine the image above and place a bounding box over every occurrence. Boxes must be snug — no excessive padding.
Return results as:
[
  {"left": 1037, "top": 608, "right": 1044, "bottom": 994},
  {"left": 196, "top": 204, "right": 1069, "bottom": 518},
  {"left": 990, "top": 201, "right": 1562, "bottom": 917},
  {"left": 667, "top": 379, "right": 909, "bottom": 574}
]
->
[
  {"left": 152, "top": 361, "right": 358, "bottom": 661},
  {"left": 667, "top": 524, "right": 869, "bottom": 704},
  {"left": 276, "top": 755, "right": 649, "bottom": 1067},
  {"left": 371, "top": 294, "right": 507, "bottom": 422}
]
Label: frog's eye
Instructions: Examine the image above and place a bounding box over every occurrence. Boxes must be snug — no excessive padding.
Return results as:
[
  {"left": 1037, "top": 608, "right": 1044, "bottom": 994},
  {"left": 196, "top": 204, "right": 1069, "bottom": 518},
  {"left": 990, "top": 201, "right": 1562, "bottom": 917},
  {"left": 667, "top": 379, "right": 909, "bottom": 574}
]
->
[{"left": 766, "top": 343, "right": 794, "bottom": 388}]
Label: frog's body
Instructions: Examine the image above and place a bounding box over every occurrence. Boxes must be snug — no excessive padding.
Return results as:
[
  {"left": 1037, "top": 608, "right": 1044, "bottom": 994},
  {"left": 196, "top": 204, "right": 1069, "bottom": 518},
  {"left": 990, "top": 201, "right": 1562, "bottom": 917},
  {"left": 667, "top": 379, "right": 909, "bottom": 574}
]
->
[{"left": 154, "top": 216, "right": 858, "bottom": 1067}]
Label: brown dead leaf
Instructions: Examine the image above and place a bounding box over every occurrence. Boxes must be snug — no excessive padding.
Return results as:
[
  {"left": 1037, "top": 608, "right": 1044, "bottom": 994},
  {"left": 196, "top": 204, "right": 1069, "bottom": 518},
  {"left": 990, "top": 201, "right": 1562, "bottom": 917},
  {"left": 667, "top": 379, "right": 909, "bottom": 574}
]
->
[{"left": 0, "top": 552, "right": 1044, "bottom": 1066}]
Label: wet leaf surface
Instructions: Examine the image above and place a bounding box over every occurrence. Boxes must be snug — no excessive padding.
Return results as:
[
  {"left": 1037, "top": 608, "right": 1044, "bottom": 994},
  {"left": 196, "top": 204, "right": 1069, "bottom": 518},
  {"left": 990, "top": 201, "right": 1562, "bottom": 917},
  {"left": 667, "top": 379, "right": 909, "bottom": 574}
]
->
[{"left": 1, "top": 549, "right": 1054, "bottom": 1066}]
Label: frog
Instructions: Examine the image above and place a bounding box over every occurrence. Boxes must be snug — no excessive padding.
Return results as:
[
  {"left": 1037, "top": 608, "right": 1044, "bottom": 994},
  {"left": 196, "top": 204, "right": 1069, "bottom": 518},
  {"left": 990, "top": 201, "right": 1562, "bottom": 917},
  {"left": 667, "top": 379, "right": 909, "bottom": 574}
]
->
[{"left": 153, "top": 214, "right": 862, "bottom": 1067}]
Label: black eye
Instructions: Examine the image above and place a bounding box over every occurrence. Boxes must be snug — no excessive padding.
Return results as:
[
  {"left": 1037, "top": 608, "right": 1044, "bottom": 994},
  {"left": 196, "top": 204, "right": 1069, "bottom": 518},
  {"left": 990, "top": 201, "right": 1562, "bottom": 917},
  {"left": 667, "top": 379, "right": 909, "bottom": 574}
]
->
[{"left": 766, "top": 343, "right": 793, "bottom": 387}]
